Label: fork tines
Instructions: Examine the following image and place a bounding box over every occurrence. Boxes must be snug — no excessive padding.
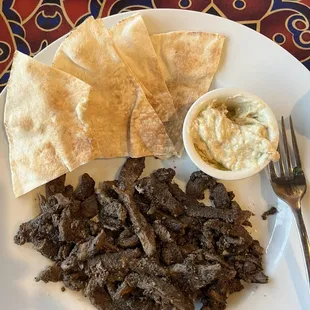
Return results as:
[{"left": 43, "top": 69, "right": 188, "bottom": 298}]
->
[{"left": 269, "top": 116, "right": 303, "bottom": 180}]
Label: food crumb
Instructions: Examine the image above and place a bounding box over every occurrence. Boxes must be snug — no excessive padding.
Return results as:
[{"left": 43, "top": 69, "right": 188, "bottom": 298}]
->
[
  {"left": 262, "top": 206, "right": 278, "bottom": 220},
  {"left": 61, "top": 287, "right": 65, "bottom": 292}
]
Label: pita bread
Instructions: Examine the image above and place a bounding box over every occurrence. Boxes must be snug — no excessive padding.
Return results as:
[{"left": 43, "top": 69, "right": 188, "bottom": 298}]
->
[
  {"left": 151, "top": 31, "right": 225, "bottom": 153},
  {"left": 53, "top": 17, "right": 175, "bottom": 158},
  {"left": 4, "top": 52, "right": 98, "bottom": 197},
  {"left": 111, "top": 14, "right": 176, "bottom": 122}
]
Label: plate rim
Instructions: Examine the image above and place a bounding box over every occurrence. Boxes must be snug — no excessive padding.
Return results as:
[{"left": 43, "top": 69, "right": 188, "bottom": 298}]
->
[{"left": 0, "top": 8, "right": 309, "bottom": 310}]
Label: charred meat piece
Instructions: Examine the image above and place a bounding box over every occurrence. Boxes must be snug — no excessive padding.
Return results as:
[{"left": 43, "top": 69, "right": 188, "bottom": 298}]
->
[
  {"left": 124, "top": 273, "right": 194, "bottom": 310},
  {"left": 249, "top": 240, "right": 264, "bottom": 257},
  {"left": 35, "top": 264, "right": 63, "bottom": 283},
  {"left": 108, "top": 281, "right": 157, "bottom": 310},
  {"left": 63, "top": 271, "right": 88, "bottom": 291},
  {"left": 33, "top": 238, "right": 61, "bottom": 260},
  {"left": 118, "top": 227, "right": 140, "bottom": 248},
  {"left": 185, "top": 204, "right": 251, "bottom": 225},
  {"left": 203, "top": 252, "right": 233, "bottom": 270},
  {"left": 134, "top": 192, "right": 151, "bottom": 214},
  {"left": 99, "top": 216, "right": 123, "bottom": 232},
  {"left": 209, "top": 183, "right": 232, "bottom": 208},
  {"left": 63, "top": 184, "right": 74, "bottom": 199},
  {"left": 228, "top": 254, "right": 268, "bottom": 283},
  {"left": 96, "top": 185, "right": 127, "bottom": 231},
  {"left": 98, "top": 181, "right": 118, "bottom": 198},
  {"left": 204, "top": 220, "right": 253, "bottom": 243},
  {"left": 97, "top": 196, "right": 127, "bottom": 221},
  {"left": 40, "top": 193, "right": 73, "bottom": 214},
  {"left": 45, "top": 174, "right": 66, "bottom": 198},
  {"left": 61, "top": 230, "right": 117, "bottom": 272},
  {"left": 74, "top": 173, "right": 95, "bottom": 201},
  {"left": 204, "top": 220, "right": 253, "bottom": 255},
  {"left": 152, "top": 168, "right": 175, "bottom": 184},
  {"left": 114, "top": 187, "right": 156, "bottom": 257},
  {"left": 130, "top": 257, "right": 168, "bottom": 277},
  {"left": 170, "top": 261, "right": 222, "bottom": 290},
  {"left": 118, "top": 157, "right": 145, "bottom": 191},
  {"left": 161, "top": 241, "right": 184, "bottom": 265},
  {"left": 203, "top": 278, "right": 243, "bottom": 308},
  {"left": 153, "top": 220, "right": 172, "bottom": 243},
  {"left": 98, "top": 197, "right": 127, "bottom": 222},
  {"left": 146, "top": 208, "right": 185, "bottom": 237},
  {"left": 86, "top": 248, "right": 141, "bottom": 284},
  {"left": 262, "top": 206, "right": 278, "bottom": 220},
  {"left": 57, "top": 244, "right": 74, "bottom": 261},
  {"left": 186, "top": 171, "right": 216, "bottom": 200},
  {"left": 136, "top": 176, "right": 185, "bottom": 217},
  {"left": 201, "top": 299, "right": 227, "bottom": 310},
  {"left": 117, "top": 234, "right": 139, "bottom": 248},
  {"left": 84, "top": 279, "right": 115, "bottom": 310},
  {"left": 14, "top": 212, "right": 59, "bottom": 246},
  {"left": 58, "top": 207, "right": 94, "bottom": 243},
  {"left": 81, "top": 194, "right": 99, "bottom": 219},
  {"left": 169, "top": 183, "right": 201, "bottom": 208}
]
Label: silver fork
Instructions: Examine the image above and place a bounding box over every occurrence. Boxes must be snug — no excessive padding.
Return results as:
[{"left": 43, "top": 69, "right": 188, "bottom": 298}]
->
[{"left": 269, "top": 116, "right": 310, "bottom": 286}]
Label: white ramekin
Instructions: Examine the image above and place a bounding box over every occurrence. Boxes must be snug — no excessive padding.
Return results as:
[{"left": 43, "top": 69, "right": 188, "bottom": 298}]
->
[{"left": 182, "top": 88, "right": 279, "bottom": 180}]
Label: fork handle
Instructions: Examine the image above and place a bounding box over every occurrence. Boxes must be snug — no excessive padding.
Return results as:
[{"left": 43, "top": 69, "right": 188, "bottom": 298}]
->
[{"left": 293, "top": 207, "right": 310, "bottom": 287}]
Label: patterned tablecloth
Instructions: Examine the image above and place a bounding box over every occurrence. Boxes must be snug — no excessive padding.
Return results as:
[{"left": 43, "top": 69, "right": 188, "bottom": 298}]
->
[{"left": 0, "top": 0, "right": 309, "bottom": 93}]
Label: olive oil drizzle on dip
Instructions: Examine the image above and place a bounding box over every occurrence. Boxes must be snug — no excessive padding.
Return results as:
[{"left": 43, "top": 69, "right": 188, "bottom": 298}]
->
[{"left": 190, "top": 95, "right": 279, "bottom": 171}]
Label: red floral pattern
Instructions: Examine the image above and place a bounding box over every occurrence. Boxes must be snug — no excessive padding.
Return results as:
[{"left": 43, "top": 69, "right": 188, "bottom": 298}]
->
[{"left": 0, "top": 0, "right": 309, "bottom": 92}]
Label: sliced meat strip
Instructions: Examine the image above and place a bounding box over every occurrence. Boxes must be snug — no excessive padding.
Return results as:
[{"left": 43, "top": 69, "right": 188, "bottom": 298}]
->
[
  {"left": 185, "top": 204, "right": 251, "bottom": 224},
  {"left": 118, "top": 157, "right": 145, "bottom": 191},
  {"left": 96, "top": 185, "right": 127, "bottom": 230},
  {"left": 169, "top": 183, "right": 201, "bottom": 208},
  {"left": 136, "top": 176, "right": 184, "bottom": 217},
  {"left": 114, "top": 187, "right": 156, "bottom": 257},
  {"left": 186, "top": 171, "right": 216, "bottom": 200},
  {"left": 130, "top": 257, "right": 168, "bottom": 277}
]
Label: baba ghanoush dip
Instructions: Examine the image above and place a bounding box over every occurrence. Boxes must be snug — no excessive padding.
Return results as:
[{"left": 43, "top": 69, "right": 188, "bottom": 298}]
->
[{"left": 190, "top": 95, "right": 279, "bottom": 171}]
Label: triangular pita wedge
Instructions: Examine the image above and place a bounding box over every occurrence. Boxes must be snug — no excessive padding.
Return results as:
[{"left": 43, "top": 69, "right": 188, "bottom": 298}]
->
[
  {"left": 53, "top": 17, "right": 176, "bottom": 158},
  {"left": 4, "top": 52, "right": 98, "bottom": 197},
  {"left": 151, "top": 31, "right": 225, "bottom": 153},
  {"left": 110, "top": 14, "right": 176, "bottom": 122}
]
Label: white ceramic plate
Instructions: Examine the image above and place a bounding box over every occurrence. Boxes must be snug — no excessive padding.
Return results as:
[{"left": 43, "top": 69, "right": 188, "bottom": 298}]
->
[{"left": 0, "top": 9, "right": 309, "bottom": 310}]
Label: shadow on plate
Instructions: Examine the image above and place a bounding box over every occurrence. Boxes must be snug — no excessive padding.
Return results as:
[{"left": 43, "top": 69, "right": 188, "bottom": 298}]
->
[{"left": 285, "top": 239, "right": 310, "bottom": 309}]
